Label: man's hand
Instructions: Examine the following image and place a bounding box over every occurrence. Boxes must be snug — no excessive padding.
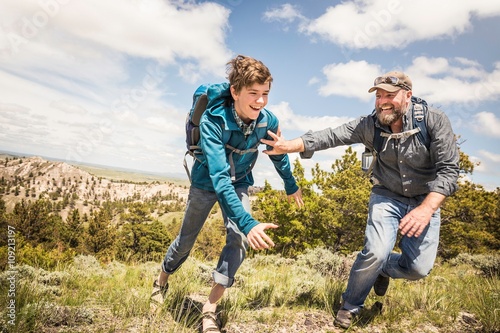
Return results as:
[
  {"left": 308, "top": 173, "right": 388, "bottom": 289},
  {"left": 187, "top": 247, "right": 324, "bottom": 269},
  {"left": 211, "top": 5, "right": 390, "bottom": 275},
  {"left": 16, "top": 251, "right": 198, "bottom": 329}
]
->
[
  {"left": 247, "top": 223, "right": 278, "bottom": 250},
  {"left": 400, "top": 192, "right": 445, "bottom": 237},
  {"left": 399, "top": 205, "right": 433, "bottom": 237},
  {"left": 288, "top": 188, "right": 304, "bottom": 208}
]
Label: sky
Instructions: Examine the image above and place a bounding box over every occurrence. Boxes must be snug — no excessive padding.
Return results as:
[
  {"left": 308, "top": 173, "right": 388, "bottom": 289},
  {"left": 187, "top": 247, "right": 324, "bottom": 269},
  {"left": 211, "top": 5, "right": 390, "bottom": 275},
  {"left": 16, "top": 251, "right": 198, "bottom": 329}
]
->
[{"left": 1, "top": 0, "right": 500, "bottom": 191}]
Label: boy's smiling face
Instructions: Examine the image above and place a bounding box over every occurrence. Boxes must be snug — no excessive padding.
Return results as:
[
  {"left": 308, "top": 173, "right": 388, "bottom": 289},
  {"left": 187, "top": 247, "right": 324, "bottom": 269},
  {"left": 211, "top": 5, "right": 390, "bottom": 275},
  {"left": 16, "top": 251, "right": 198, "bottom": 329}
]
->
[{"left": 231, "top": 82, "right": 270, "bottom": 124}]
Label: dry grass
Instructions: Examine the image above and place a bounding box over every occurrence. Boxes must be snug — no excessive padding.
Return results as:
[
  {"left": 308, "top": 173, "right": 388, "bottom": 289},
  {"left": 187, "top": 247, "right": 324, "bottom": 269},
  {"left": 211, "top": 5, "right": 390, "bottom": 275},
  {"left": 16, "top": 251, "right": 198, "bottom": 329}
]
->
[{"left": 1, "top": 250, "right": 498, "bottom": 333}]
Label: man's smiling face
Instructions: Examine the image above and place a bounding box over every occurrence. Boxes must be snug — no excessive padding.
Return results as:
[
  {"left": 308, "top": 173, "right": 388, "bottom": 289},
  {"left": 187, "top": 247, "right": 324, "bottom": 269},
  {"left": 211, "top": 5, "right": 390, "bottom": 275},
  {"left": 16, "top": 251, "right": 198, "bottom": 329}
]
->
[{"left": 375, "top": 88, "right": 411, "bottom": 126}]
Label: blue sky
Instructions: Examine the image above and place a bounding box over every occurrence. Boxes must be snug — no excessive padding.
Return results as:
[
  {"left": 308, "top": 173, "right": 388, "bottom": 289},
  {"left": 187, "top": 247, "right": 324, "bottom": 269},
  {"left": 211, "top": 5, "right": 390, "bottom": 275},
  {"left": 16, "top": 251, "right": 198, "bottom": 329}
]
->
[{"left": 1, "top": 0, "right": 499, "bottom": 190}]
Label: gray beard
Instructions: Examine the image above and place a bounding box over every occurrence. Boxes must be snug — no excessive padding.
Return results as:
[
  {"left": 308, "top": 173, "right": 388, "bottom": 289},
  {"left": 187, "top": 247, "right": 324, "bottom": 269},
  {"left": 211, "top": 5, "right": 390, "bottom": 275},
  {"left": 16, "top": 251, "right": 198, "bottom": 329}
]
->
[{"left": 376, "top": 105, "right": 404, "bottom": 126}]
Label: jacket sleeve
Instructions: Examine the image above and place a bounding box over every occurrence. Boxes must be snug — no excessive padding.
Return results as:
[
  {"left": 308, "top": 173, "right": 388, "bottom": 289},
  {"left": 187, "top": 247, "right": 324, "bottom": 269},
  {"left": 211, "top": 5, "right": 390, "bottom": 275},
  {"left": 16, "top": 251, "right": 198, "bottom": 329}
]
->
[{"left": 199, "top": 117, "right": 259, "bottom": 236}]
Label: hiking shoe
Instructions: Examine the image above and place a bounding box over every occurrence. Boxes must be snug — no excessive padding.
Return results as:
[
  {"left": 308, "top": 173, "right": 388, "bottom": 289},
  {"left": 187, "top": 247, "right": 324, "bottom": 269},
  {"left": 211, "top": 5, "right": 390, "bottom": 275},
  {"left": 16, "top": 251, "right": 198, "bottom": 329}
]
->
[
  {"left": 150, "top": 280, "right": 169, "bottom": 311},
  {"left": 334, "top": 308, "right": 355, "bottom": 329},
  {"left": 202, "top": 311, "right": 221, "bottom": 333},
  {"left": 373, "top": 274, "right": 390, "bottom": 296}
]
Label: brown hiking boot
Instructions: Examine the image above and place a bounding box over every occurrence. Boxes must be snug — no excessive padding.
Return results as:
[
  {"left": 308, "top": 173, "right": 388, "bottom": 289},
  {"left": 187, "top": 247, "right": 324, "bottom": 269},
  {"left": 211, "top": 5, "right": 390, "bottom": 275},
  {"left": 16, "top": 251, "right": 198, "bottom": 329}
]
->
[
  {"left": 373, "top": 274, "right": 390, "bottom": 296},
  {"left": 334, "top": 308, "right": 355, "bottom": 329}
]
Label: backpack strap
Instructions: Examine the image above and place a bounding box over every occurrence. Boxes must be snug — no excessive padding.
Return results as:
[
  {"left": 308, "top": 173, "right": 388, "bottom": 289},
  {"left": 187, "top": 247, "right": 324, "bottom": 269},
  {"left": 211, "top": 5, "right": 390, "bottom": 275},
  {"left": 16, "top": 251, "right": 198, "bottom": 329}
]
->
[
  {"left": 185, "top": 137, "right": 260, "bottom": 183},
  {"left": 225, "top": 144, "right": 259, "bottom": 182},
  {"left": 412, "top": 101, "right": 430, "bottom": 149},
  {"left": 225, "top": 120, "right": 267, "bottom": 182},
  {"left": 363, "top": 97, "right": 430, "bottom": 175}
]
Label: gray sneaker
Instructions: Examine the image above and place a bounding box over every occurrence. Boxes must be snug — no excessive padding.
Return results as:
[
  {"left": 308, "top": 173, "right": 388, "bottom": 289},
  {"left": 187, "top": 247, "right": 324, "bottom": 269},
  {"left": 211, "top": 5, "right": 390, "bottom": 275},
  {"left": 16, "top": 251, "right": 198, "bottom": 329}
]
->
[
  {"left": 150, "top": 280, "right": 169, "bottom": 311},
  {"left": 334, "top": 308, "right": 355, "bottom": 329}
]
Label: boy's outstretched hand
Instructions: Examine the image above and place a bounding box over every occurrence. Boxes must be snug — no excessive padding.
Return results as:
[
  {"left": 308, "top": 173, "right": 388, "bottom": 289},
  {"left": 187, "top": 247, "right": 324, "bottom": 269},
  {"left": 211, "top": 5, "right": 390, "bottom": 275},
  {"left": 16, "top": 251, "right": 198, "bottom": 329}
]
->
[
  {"left": 261, "top": 130, "right": 286, "bottom": 155},
  {"left": 262, "top": 130, "right": 304, "bottom": 155},
  {"left": 247, "top": 223, "right": 278, "bottom": 250}
]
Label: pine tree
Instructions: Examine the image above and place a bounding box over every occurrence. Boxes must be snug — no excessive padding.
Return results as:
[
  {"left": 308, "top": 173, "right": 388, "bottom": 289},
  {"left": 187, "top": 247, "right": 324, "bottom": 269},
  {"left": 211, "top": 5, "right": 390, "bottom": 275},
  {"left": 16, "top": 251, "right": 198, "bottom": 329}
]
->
[
  {"left": 254, "top": 148, "right": 371, "bottom": 256},
  {"left": 64, "top": 209, "right": 84, "bottom": 250},
  {"left": 439, "top": 147, "right": 499, "bottom": 258},
  {"left": 85, "top": 209, "right": 116, "bottom": 261}
]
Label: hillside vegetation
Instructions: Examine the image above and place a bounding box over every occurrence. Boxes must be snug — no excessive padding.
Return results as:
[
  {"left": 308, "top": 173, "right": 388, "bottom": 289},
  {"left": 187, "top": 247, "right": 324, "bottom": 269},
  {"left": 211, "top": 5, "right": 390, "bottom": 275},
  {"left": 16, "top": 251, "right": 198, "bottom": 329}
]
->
[
  {"left": 0, "top": 155, "right": 189, "bottom": 220},
  {"left": 0, "top": 151, "right": 498, "bottom": 332},
  {"left": 0, "top": 251, "right": 498, "bottom": 333}
]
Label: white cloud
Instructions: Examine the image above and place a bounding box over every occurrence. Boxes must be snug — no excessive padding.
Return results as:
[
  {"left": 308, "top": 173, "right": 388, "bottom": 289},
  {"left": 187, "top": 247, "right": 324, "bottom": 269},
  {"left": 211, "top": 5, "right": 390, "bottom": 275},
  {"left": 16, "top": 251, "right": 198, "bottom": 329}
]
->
[
  {"left": 472, "top": 112, "right": 500, "bottom": 138},
  {"left": 316, "top": 58, "right": 500, "bottom": 106},
  {"left": 50, "top": 100, "right": 89, "bottom": 114},
  {"left": 0, "top": 0, "right": 232, "bottom": 89},
  {"left": 0, "top": 0, "right": 233, "bottom": 173},
  {"left": 318, "top": 60, "right": 382, "bottom": 101},
  {"left": 268, "top": 101, "right": 353, "bottom": 133},
  {"left": 0, "top": 55, "right": 187, "bottom": 170},
  {"left": 479, "top": 150, "right": 500, "bottom": 163},
  {"left": 263, "top": 4, "right": 305, "bottom": 24},
  {"left": 407, "top": 58, "right": 500, "bottom": 104},
  {"left": 471, "top": 150, "right": 500, "bottom": 190},
  {"left": 254, "top": 146, "right": 364, "bottom": 189},
  {"left": 301, "top": 0, "right": 500, "bottom": 49}
]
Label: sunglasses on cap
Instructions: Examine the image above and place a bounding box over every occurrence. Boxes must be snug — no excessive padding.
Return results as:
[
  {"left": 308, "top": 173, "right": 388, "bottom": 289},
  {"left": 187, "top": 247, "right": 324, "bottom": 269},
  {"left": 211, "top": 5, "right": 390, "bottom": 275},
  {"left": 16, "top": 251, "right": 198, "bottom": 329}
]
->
[{"left": 374, "top": 76, "right": 411, "bottom": 90}]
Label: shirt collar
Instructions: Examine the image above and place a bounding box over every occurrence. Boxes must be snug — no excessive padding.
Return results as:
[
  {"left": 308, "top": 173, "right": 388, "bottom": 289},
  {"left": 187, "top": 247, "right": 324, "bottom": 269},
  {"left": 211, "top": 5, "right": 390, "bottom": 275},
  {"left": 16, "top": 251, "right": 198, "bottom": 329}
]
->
[{"left": 232, "top": 104, "right": 256, "bottom": 137}]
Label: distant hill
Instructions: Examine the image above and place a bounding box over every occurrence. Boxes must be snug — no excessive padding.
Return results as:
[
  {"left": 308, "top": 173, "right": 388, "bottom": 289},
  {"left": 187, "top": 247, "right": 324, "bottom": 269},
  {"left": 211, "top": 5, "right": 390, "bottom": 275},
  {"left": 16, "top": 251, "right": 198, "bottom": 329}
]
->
[{"left": 0, "top": 155, "right": 189, "bottom": 219}]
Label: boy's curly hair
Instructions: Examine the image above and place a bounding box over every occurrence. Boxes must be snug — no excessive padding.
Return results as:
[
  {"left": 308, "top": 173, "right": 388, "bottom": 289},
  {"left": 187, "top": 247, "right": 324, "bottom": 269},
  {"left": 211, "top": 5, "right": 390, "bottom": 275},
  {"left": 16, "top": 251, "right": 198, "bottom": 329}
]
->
[{"left": 226, "top": 55, "right": 273, "bottom": 93}]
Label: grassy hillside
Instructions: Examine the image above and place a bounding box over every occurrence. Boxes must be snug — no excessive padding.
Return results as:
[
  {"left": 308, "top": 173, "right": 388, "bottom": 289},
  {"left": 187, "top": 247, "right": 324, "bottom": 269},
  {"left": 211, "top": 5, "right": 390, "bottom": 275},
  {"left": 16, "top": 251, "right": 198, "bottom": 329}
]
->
[
  {"left": 1, "top": 249, "right": 498, "bottom": 333},
  {"left": 73, "top": 163, "right": 190, "bottom": 187},
  {"left": 0, "top": 152, "right": 189, "bottom": 187},
  {"left": 0, "top": 155, "right": 190, "bottom": 220},
  {"left": 1, "top": 154, "right": 498, "bottom": 332}
]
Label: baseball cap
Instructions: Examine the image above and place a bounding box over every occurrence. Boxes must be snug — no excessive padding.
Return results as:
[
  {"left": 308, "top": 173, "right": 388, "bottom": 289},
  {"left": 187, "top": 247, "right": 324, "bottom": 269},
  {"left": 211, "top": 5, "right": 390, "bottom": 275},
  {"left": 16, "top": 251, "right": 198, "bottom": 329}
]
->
[{"left": 368, "top": 71, "right": 412, "bottom": 93}]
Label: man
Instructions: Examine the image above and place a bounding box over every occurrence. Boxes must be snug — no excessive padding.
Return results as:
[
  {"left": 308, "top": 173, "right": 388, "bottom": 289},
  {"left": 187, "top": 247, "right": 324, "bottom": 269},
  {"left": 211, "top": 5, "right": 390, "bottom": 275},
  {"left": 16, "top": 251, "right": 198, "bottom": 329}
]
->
[
  {"left": 261, "top": 71, "right": 459, "bottom": 328},
  {"left": 150, "top": 55, "right": 303, "bottom": 333}
]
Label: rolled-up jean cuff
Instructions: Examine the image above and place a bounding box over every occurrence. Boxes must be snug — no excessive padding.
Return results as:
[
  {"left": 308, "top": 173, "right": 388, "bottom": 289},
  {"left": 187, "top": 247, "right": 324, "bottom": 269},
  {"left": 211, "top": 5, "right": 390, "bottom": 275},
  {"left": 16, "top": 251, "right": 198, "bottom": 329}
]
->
[
  {"left": 342, "top": 299, "right": 361, "bottom": 314},
  {"left": 213, "top": 270, "right": 234, "bottom": 288}
]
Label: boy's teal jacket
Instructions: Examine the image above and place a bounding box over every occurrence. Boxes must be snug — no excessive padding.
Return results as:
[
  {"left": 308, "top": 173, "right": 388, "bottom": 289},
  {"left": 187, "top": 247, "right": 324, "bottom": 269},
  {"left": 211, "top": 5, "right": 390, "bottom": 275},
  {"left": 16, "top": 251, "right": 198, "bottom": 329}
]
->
[{"left": 191, "top": 82, "right": 299, "bottom": 235}]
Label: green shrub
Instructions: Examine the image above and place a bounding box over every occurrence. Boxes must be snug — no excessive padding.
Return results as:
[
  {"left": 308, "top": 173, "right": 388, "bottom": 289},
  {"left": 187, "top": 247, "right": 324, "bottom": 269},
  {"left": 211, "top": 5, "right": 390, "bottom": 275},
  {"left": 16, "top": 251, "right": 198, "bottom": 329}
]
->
[
  {"left": 448, "top": 253, "right": 500, "bottom": 278},
  {"left": 295, "top": 247, "right": 354, "bottom": 279}
]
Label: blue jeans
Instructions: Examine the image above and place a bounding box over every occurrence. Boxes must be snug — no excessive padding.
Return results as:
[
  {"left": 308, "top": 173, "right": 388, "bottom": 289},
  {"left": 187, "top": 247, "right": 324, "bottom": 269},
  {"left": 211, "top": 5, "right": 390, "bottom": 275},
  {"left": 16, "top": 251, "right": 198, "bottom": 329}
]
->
[
  {"left": 342, "top": 192, "right": 441, "bottom": 312},
  {"left": 161, "top": 186, "right": 249, "bottom": 288}
]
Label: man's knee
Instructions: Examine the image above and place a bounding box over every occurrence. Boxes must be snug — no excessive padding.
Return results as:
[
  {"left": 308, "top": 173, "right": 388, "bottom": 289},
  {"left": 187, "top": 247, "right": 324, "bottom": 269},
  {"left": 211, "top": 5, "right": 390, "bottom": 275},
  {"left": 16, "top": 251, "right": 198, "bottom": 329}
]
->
[
  {"left": 358, "top": 247, "right": 390, "bottom": 265},
  {"left": 406, "top": 263, "right": 432, "bottom": 280}
]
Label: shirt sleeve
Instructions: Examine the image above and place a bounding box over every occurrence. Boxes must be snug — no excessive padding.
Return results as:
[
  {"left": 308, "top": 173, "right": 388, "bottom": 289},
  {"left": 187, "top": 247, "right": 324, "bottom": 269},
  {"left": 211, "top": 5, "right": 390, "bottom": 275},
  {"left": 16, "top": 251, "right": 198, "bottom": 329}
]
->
[
  {"left": 426, "top": 109, "right": 460, "bottom": 196},
  {"left": 299, "top": 116, "right": 372, "bottom": 159}
]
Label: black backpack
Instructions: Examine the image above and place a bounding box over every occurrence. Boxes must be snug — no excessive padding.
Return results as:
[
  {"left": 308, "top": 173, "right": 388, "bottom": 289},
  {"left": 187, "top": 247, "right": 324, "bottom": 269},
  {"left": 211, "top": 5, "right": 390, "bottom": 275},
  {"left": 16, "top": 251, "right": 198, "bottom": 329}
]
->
[{"left": 362, "top": 96, "right": 431, "bottom": 174}]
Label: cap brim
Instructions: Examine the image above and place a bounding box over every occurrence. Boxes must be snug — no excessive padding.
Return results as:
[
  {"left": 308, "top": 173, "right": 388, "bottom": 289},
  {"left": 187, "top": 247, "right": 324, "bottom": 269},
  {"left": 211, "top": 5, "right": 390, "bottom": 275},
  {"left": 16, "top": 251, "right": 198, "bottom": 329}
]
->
[{"left": 368, "top": 83, "right": 402, "bottom": 93}]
